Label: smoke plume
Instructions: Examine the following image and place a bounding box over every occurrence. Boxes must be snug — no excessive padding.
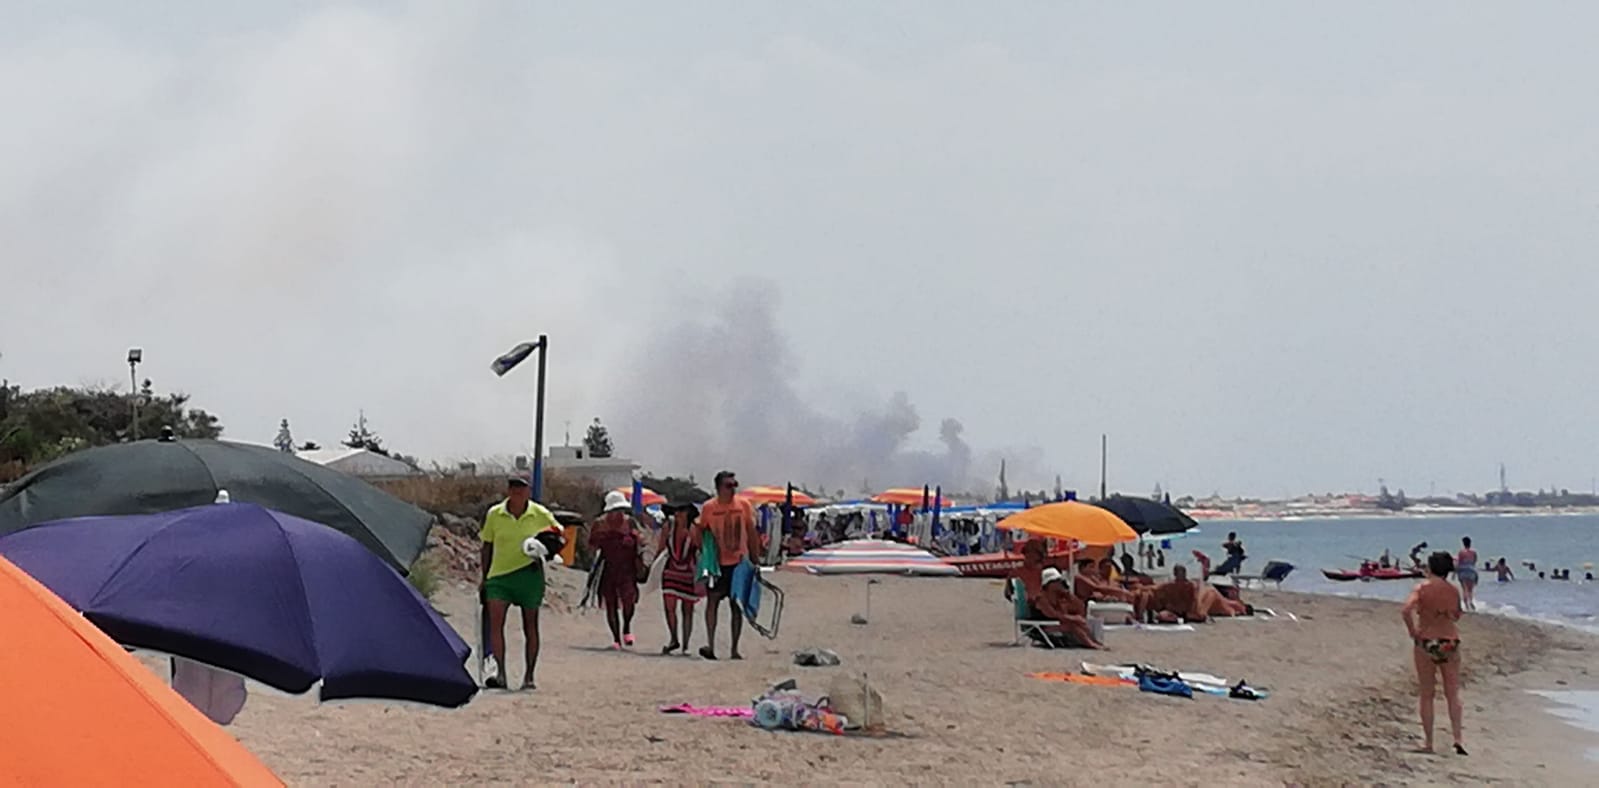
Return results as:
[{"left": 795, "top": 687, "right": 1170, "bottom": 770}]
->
[{"left": 607, "top": 280, "right": 1043, "bottom": 497}]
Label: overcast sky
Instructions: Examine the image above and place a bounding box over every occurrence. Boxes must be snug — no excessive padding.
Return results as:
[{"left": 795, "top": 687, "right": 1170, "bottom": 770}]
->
[{"left": 3, "top": 2, "right": 1596, "bottom": 498}]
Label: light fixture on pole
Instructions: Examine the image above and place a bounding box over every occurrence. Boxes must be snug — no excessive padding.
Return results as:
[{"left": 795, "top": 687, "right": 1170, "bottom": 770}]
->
[
  {"left": 490, "top": 335, "right": 549, "bottom": 502},
  {"left": 127, "top": 347, "right": 143, "bottom": 441}
]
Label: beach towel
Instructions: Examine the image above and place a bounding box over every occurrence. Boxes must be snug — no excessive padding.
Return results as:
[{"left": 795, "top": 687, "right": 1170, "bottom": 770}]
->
[
  {"left": 1103, "top": 623, "right": 1196, "bottom": 632},
  {"left": 697, "top": 531, "right": 721, "bottom": 581},
  {"left": 659, "top": 703, "right": 754, "bottom": 718},
  {"left": 1027, "top": 672, "right": 1133, "bottom": 687},
  {"left": 1137, "top": 672, "right": 1194, "bottom": 699}
]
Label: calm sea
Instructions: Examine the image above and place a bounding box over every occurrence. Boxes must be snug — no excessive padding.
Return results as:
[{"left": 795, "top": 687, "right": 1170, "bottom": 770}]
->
[{"left": 1191, "top": 513, "right": 1599, "bottom": 632}]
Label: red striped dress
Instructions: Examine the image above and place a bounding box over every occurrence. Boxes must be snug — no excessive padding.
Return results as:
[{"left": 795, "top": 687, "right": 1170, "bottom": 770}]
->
[{"left": 660, "top": 525, "right": 700, "bottom": 602}]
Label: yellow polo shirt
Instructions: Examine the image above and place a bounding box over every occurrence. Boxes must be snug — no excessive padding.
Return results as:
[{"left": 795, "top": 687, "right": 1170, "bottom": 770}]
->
[{"left": 479, "top": 500, "right": 559, "bottom": 579}]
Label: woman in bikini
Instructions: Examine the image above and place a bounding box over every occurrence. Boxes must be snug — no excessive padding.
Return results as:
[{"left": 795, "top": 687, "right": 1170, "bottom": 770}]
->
[
  {"left": 657, "top": 501, "right": 701, "bottom": 655},
  {"left": 1455, "top": 536, "right": 1479, "bottom": 611},
  {"left": 1401, "top": 551, "right": 1466, "bottom": 756}
]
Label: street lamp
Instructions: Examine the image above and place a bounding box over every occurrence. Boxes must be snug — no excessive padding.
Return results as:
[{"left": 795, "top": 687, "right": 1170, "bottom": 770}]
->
[
  {"left": 127, "top": 348, "right": 143, "bottom": 441},
  {"left": 490, "top": 335, "right": 548, "bottom": 503}
]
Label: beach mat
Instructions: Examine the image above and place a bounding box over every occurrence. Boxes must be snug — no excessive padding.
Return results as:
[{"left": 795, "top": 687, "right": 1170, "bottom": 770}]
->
[{"left": 1103, "top": 622, "right": 1196, "bottom": 632}]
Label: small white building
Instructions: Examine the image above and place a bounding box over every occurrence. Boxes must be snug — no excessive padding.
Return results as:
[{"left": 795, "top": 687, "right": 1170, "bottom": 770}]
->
[
  {"left": 295, "top": 447, "right": 420, "bottom": 480},
  {"left": 544, "top": 444, "right": 639, "bottom": 490}
]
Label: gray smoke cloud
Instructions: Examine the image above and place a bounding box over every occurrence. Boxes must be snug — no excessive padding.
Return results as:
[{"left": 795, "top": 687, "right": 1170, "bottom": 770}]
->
[{"left": 607, "top": 280, "right": 1046, "bottom": 497}]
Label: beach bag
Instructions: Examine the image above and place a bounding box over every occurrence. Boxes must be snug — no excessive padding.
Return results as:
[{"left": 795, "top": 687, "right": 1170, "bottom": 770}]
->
[{"left": 634, "top": 533, "right": 652, "bottom": 584}]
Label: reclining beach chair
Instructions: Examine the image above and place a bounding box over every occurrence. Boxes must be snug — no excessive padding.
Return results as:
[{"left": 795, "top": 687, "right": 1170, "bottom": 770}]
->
[
  {"left": 1236, "top": 560, "right": 1294, "bottom": 590},
  {"left": 1008, "top": 579, "right": 1058, "bottom": 649}
]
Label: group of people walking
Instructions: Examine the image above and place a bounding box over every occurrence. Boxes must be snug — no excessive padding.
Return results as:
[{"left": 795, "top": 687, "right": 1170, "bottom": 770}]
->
[{"left": 474, "top": 469, "right": 765, "bottom": 690}]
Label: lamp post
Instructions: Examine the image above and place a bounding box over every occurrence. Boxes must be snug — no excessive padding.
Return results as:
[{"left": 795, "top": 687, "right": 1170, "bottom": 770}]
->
[
  {"left": 490, "top": 335, "right": 549, "bottom": 502},
  {"left": 127, "top": 348, "right": 143, "bottom": 441}
]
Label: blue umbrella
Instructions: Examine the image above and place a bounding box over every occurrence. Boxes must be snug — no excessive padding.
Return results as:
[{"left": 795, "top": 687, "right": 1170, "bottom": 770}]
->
[{"left": 0, "top": 503, "right": 475, "bottom": 707}]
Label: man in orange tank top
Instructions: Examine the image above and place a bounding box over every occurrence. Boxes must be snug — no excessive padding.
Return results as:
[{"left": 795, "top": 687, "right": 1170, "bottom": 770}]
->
[{"left": 689, "top": 470, "right": 760, "bottom": 660}]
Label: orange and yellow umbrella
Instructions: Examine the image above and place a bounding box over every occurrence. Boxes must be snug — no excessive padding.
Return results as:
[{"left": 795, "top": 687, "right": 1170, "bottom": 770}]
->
[
  {"left": 738, "top": 486, "right": 818, "bottom": 508},
  {"left": 998, "top": 501, "right": 1138, "bottom": 546},
  {"left": 616, "top": 486, "right": 667, "bottom": 507},
  {"left": 0, "top": 555, "right": 282, "bottom": 786},
  {"left": 870, "top": 488, "right": 953, "bottom": 508}
]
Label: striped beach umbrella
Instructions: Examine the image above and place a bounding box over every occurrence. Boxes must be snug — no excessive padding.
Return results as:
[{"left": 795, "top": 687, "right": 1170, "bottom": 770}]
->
[{"left": 787, "top": 539, "right": 959, "bottom": 577}]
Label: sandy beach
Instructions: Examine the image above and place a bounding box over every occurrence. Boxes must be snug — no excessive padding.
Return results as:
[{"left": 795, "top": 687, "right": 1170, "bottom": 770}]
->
[{"left": 219, "top": 569, "right": 1599, "bottom": 786}]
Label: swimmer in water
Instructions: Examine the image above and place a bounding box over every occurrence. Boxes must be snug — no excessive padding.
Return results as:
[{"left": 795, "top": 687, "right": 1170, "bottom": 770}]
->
[{"left": 1493, "top": 558, "right": 1514, "bottom": 583}]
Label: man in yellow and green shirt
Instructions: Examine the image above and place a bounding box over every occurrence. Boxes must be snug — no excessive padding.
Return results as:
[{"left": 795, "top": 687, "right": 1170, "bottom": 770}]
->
[{"left": 480, "top": 476, "right": 560, "bottom": 690}]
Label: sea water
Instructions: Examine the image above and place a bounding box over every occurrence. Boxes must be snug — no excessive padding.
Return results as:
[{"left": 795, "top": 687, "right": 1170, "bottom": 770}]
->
[
  {"left": 1527, "top": 691, "right": 1599, "bottom": 761},
  {"left": 1208, "top": 513, "right": 1599, "bottom": 633},
  {"left": 1191, "top": 514, "right": 1599, "bottom": 754}
]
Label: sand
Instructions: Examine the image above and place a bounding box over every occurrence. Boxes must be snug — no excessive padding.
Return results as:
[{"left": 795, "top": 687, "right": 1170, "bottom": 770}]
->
[{"left": 220, "top": 570, "right": 1599, "bottom": 785}]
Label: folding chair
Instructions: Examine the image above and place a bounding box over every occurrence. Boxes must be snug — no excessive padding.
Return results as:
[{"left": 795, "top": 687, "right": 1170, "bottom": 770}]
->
[
  {"left": 1237, "top": 560, "right": 1294, "bottom": 590},
  {"left": 1009, "top": 579, "right": 1057, "bottom": 648}
]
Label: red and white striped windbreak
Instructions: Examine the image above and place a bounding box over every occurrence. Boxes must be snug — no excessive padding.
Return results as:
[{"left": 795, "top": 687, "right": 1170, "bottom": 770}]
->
[{"left": 787, "top": 539, "right": 959, "bottom": 577}]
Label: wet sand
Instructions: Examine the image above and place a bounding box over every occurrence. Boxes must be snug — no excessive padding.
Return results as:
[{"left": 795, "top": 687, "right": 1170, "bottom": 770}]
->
[{"left": 222, "top": 569, "right": 1599, "bottom": 785}]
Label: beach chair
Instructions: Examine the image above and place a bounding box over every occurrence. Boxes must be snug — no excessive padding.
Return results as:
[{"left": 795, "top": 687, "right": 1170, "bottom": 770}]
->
[
  {"left": 1008, "top": 579, "right": 1057, "bottom": 649},
  {"left": 1236, "top": 560, "right": 1294, "bottom": 590}
]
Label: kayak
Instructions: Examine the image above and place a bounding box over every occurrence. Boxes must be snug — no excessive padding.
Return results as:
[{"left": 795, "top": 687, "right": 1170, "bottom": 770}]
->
[{"left": 1322, "top": 567, "right": 1423, "bottom": 582}]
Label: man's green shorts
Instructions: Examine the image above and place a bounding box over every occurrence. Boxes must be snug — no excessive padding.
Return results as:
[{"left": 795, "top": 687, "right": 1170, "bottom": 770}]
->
[{"left": 483, "top": 563, "right": 545, "bottom": 609}]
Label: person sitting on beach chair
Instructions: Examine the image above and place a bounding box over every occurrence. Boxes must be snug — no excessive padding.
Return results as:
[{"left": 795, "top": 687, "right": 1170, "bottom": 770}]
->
[{"left": 1036, "top": 568, "right": 1105, "bottom": 649}]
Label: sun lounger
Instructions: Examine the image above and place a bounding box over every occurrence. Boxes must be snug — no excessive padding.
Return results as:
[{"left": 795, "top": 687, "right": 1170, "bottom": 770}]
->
[
  {"left": 1235, "top": 560, "right": 1294, "bottom": 590},
  {"left": 1008, "top": 579, "right": 1058, "bottom": 649}
]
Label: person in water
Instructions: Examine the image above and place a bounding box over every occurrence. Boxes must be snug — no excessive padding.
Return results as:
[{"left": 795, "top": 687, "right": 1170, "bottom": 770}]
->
[
  {"left": 1455, "top": 537, "right": 1478, "bottom": 612},
  {"left": 1493, "top": 557, "right": 1514, "bottom": 583},
  {"left": 1402, "top": 551, "right": 1467, "bottom": 756}
]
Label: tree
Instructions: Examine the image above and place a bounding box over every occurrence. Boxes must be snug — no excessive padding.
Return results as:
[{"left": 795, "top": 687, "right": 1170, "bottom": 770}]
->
[
  {"left": 299, "top": 441, "right": 322, "bottom": 451},
  {"left": 996, "top": 459, "right": 1009, "bottom": 501},
  {"left": 0, "top": 381, "right": 223, "bottom": 471},
  {"left": 583, "top": 418, "right": 613, "bottom": 458},
  {"left": 273, "top": 419, "right": 295, "bottom": 453},
  {"left": 344, "top": 411, "right": 388, "bottom": 456}
]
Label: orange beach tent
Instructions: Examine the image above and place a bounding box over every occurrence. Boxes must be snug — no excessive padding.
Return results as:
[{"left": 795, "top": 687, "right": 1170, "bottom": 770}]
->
[{"left": 0, "top": 555, "right": 282, "bottom": 786}]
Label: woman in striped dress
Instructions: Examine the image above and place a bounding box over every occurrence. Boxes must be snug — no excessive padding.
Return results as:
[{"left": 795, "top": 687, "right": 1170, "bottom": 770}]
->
[{"left": 657, "top": 501, "right": 701, "bottom": 655}]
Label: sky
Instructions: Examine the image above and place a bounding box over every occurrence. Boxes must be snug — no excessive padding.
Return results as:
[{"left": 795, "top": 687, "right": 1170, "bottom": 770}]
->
[{"left": 2, "top": 2, "right": 1597, "bottom": 499}]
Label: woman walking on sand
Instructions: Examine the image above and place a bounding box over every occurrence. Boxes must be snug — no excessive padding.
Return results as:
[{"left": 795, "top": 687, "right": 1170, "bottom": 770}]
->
[
  {"left": 589, "top": 491, "right": 645, "bottom": 650},
  {"left": 657, "top": 500, "right": 700, "bottom": 655},
  {"left": 1402, "top": 552, "right": 1466, "bottom": 756},
  {"left": 1455, "top": 537, "right": 1479, "bottom": 611}
]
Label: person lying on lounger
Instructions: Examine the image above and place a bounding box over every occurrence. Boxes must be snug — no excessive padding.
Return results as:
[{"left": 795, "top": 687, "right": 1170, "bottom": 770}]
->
[{"left": 1190, "top": 575, "right": 1251, "bottom": 620}]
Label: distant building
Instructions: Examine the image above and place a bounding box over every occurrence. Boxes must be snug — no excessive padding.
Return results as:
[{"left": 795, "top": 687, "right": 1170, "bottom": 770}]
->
[
  {"left": 545, "top": 444, "right": 639, "bottom": 490},
  {"left": 295, "top": 447, "right": 420, "bottom": 480}
]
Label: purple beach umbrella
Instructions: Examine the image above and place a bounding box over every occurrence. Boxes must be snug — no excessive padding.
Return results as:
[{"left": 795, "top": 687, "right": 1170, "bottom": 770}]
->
[{"left": 0, "top": 502, "right": 475, "bottom": 707}]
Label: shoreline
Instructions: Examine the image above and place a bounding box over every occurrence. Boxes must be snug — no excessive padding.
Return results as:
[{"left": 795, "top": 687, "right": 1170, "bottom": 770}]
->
[
  {"left": 1193, "top": 508, "right": 1599, "bottom": 522},
  {"left": 225, "top": 572, "right": 1599, "bottom": 785}
]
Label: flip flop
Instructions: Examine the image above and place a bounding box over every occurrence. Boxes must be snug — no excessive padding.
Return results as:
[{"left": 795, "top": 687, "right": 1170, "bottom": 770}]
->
[
  {"left": 699, "top": 646, "right": 718, "bottom": 660},
  {"left": 661, "top": 643, "right": 680, "bottom": 655}
]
